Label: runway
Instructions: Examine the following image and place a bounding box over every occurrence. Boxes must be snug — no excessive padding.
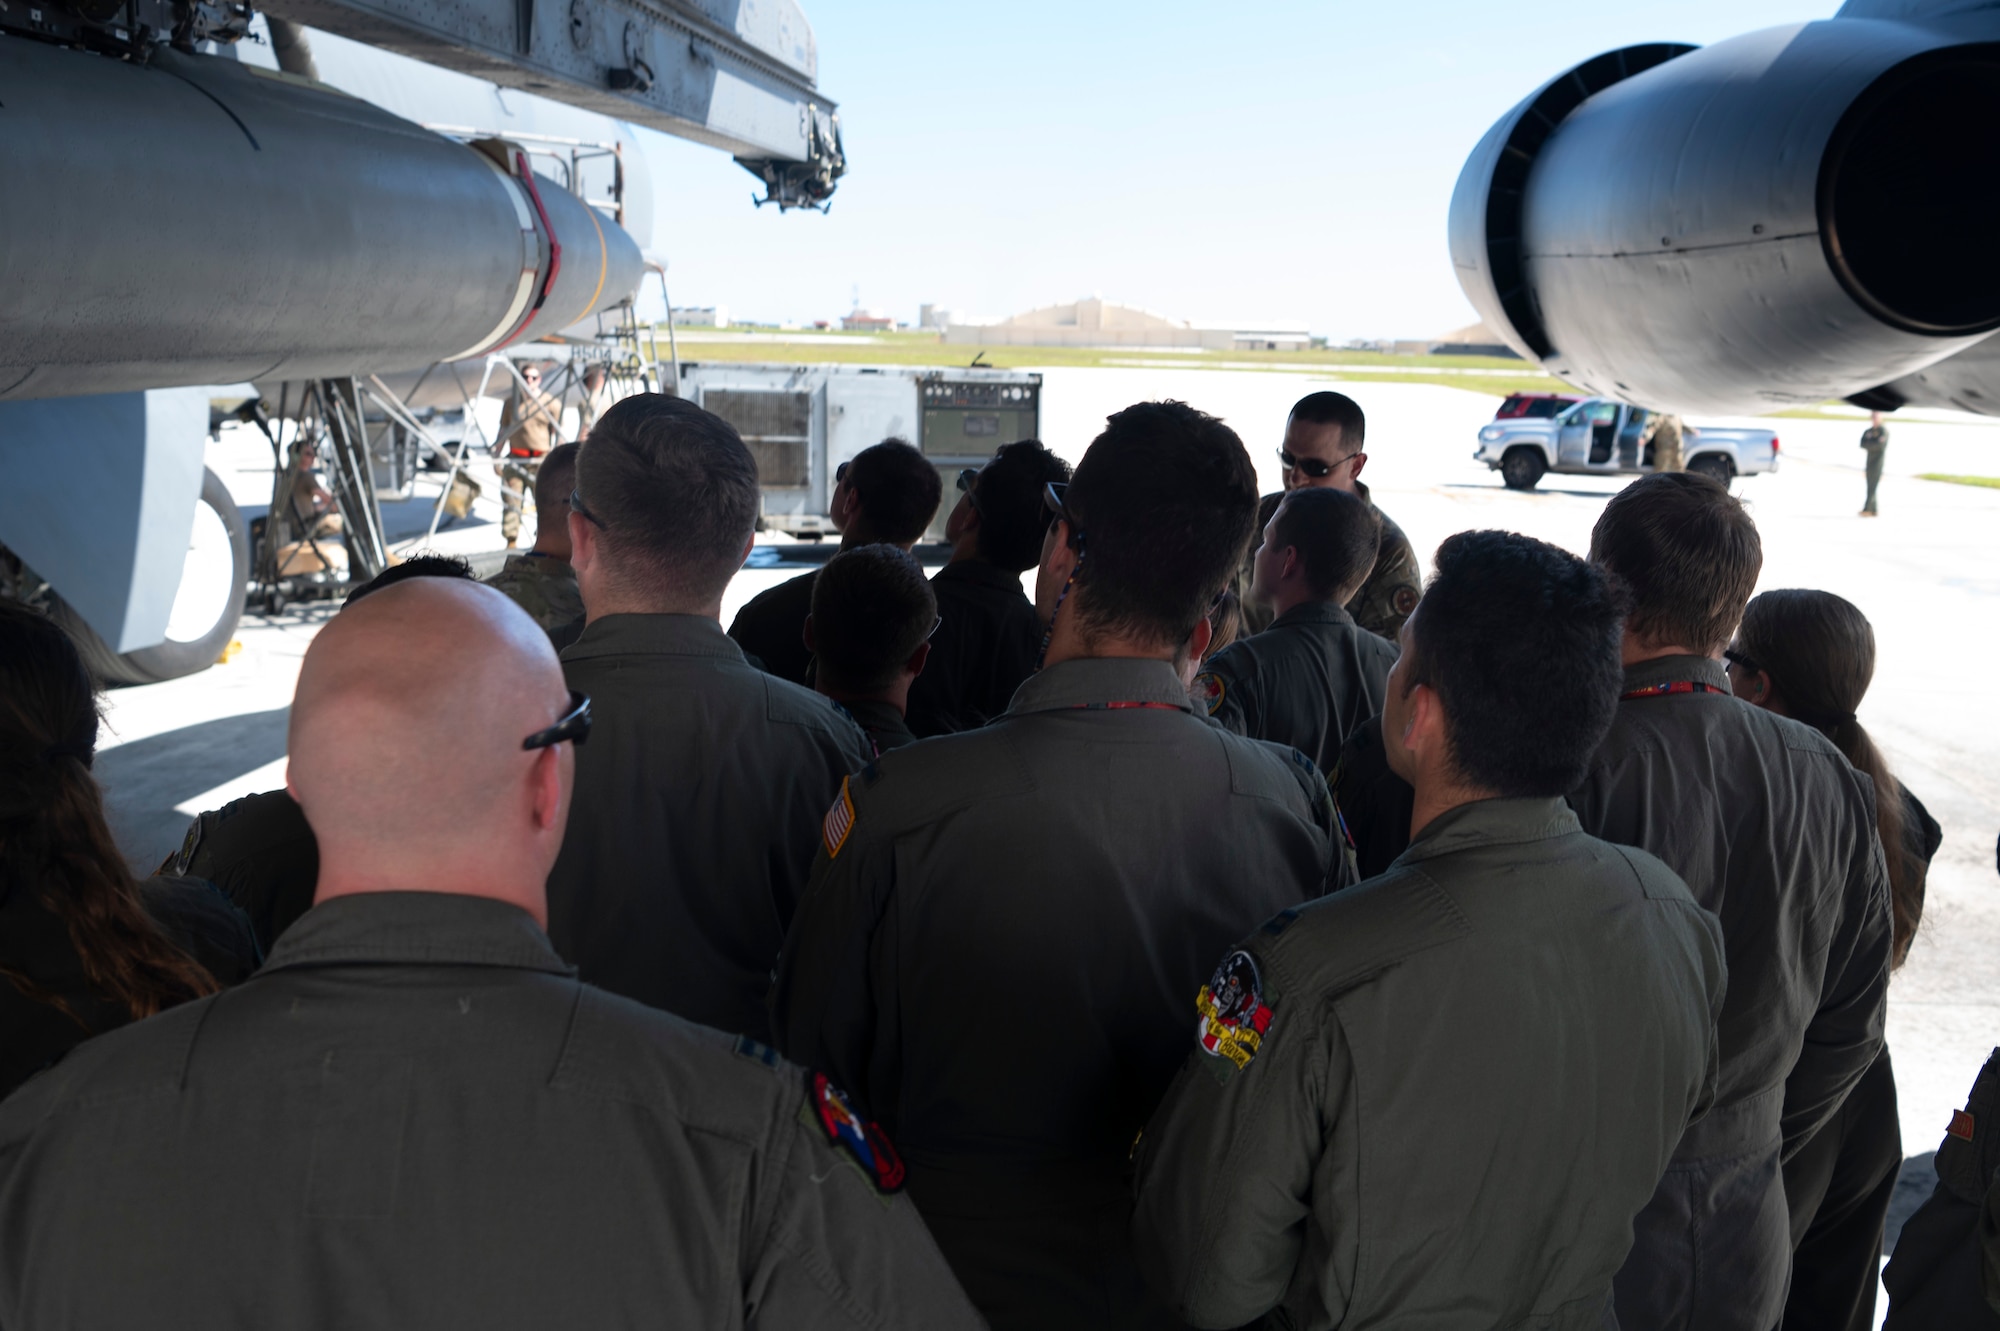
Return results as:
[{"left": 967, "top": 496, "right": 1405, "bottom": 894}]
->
[{"left": 97, "top": 368, "right": 2000, "bottom": 1196}]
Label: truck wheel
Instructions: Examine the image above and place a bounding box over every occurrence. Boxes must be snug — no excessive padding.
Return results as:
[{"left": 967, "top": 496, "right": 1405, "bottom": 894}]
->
[
  {"left": 52, "top": 466, "right": 250, "bottom": 686},
  {"left": 1687, "top": 454, "right": 1735, "bottom": 491},
  {"left": 1500, "top": 448, "right": 1547, "bottom": 491}
]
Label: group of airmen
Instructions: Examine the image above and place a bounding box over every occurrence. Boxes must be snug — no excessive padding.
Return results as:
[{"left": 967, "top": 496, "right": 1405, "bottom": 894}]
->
[{"left": 0, "top": 383, "right": 1994, "bottom": 1331}]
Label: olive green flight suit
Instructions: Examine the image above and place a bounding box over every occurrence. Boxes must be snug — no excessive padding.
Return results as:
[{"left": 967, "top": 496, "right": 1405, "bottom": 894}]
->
[
  {"left": 1884, "top": 1047, "right": 2000, "bottom": 1327},
  {"left": 1236, "top": 482, "right": 1422, "bottom": 643},
  {"left": 1132, "top": 797, "right": 1726, "bottom": 1330},
  {"left": 550, "top": 614, "right": 873, "bottom": 1042},
  {"left": 482, "top": 552, "right": 584, "bottom": 635},
  {"left": 1570, "top": 656, "right": 1892, "bottom": 1331},
  {"left": 1191, "top": 600, "right": 1397, "bottom": 778},
  {"left": 497, "top": 386, "right": 561, "bottom": 543},
  {"left": 0, "top": 893, "right": 982, "bottom": 1330},
  {"left": 770, "top": 656, "right": 1338, "bottom": 1331}
]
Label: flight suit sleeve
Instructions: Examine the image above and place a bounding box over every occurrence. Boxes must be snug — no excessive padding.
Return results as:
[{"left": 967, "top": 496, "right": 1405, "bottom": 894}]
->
[
  {"left": 1190, "top": 659, "right": 1249, "bottom": 735},
  {"left": 769, "top": 775, "right": 898, "bottom": 1117},
  {"left": 1132, "top": 942, "right": 1344, "bottom": 1329},
  {"left": 1780, "top": 789, "right": 1893, "bottom": 1162},
  {"left": 1346, "top": 529, "right": 1422, "bottom": 643},
  {"left": 743, "top": 1070, "right": 985, "bottom": 1329}
]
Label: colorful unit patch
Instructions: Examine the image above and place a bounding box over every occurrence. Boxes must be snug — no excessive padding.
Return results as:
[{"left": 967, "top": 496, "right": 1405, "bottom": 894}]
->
[
  {"left": 733, "top": 1035, "right": 781, "bottom": 1069},
  {"left": 822, "top": 777, "right": 856, "bottom": 859},
  {"left": 1393, "top": 587, "right": 1420, "bottom": 617},
  {"left": 809, "top": 1071, "right": 906, "bottom": 1193},
  {"left": 1950, "top": 1108, "right": 1977, "bottom": 1141},
  {"left": 1192, "top": 672, "right": 1226, "bottom": 716},
  {"left": 1196, "top": 949, "right": 1275, "bottom": 1070}
]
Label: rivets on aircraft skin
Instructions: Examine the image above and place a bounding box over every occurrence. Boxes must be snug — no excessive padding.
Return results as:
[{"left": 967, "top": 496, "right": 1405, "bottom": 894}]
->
[{"left": 1753, "top": 224, "right": 1766, "bottom": 234}]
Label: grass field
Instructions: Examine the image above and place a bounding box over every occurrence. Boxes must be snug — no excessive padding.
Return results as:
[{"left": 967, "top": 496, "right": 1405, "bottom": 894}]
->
[
  {"left": 1919, "top": 473, "right": 2000, "bottom": 489},
  {"left": 649, "top": 328, "right": 1571, "bottom": 399}
]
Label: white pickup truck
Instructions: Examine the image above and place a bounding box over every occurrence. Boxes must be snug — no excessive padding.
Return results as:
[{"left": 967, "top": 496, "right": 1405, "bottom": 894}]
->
[{"left": 1474, "top": 398, "right": 1779, "bottom": 491}]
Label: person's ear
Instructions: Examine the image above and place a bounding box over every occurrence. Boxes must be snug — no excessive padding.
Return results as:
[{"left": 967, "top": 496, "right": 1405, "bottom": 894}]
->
[
  {"left": 530, "top": 744, "right": 565, "bottom": 833},
  {"left": 1348, "top": 453, "right": 1368, "bottom": 483},
  {"left": 1186, "top": 615, "right": 1214, "bottom": 664},
  {"left": 739, "top": 533, "right": 755, "bottom": 568},
  {"left": 568, "top": 510, "right": 596, "bottom": 573},
  {"left": 906, "top": 640, "right": 931, "bottom": 679},
  {"left": 803, "top": 614, "right": 817, "bottom": 652},
  {"left": 1749, "top": 668, "right": 1773, "bottom": 702},
  {"left": 1405, "top": 681, "right": 1448, "bottom": 764},
  {"left": 1281, "top": 546, "right": 1302, "bottom": 584}
]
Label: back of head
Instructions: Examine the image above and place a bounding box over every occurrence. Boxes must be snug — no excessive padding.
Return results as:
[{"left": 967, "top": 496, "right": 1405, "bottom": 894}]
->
[
  {"left": 1269, "top": 487, "right": 1381, "bottom": 600},
  {"left": 288, "top": 580, "right": 571, "bottom": 890},
  {"left": 1289, "top": 390, "right": 1366, "bottom": 449},
  {"left": 846, "top": 438, "right": 943, "bottom": 546},
  {"left": 1590, "top": 472, "right": 1761, "bottom": 655},
  {"left": 576, "top": 394, "right": 760, "bottom": 605},
  {"left": 974, "top": 439, "right": 1073, "bottom": 571},
  {"left": 1405, "top": 531, "right": 1627, "bottom": 797},
  {"left": 344, "top": 553, "right": 475, "bottom": 605},
  {"left": 0, "top": 602, "right": 216, "bottom": 1018},
  {"left": 533, "top": 441, "right": 582, "bottom": 516},
  {"left": 1067, "top": 400, "right": 1260, "bottom": 646},
  {"left": 810, "top": 545, "right": 938, "bottom": 693},
  {"left": 1736, "top": 588, "right": 1919, "bottom": 962}
]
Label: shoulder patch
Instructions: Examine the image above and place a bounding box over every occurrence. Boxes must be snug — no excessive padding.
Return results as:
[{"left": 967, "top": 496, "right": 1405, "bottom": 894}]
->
[
  {"left": 733, "top": 1035, "right": 781, "bottom": 1069},
  {"left": 1393, "top": 586, "right": 1420, "bottom": 616},
  {"left": 822, "top": 777, "right": 856, "bottom": 859},
  {"left": 1196, "top": 949, "right": 1276, "bottom": 1071},
  {"left": 807, "top": 1070, "right": 906, "bottom": 1193},
  {"left": 1193, "top": 671, "right": 1226, "bottom": 716},
  {"left": 169, "top": 813, "right": 206, "bottom": 875}
]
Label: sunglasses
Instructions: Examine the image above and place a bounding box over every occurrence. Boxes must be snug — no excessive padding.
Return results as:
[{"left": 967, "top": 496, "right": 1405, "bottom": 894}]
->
[
  {"left": 1723, "top": 648, "right": 1760, "bottom": 675},
  {"left": 523, "top": 690, "right": 592, "bottom": 750},
  {"left": 1277, "top": 447, "right": 1361, "bottom": 479},
  {"left": 835, "top": 460, "right": 851, "bottom": 484},
  {"left": 956, "top": 467, "right": 984, "bottom": 514},
  {"left": 569, "top": 488, "right": 606, "bottom": 529}
]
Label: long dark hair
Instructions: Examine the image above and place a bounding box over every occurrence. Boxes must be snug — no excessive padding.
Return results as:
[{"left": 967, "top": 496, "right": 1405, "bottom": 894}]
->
[
  {"left": 0, "top": 602, "right": 219, "bottom": 1023},
  {"left": 1735, "top": 589, "right": 1920, "bottom": 967}
]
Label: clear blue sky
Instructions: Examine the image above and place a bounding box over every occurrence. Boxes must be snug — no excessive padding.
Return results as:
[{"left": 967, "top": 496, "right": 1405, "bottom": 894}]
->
[{"left": 637, "top": 0, "right": 1826, "bottom": 341}]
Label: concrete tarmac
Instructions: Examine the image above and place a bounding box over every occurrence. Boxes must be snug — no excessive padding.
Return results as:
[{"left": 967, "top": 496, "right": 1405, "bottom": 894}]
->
[{"left": 97, "top": 371, "right": 2000, "bottom": 1304}]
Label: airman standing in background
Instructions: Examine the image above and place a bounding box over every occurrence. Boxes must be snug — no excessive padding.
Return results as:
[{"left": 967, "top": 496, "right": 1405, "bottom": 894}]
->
[
  {"left": 575, "top": 363, "right": 615, "bottom": 441},
  {"left": 498, "top": 363, "right": 561, "bottom": 549},
  {"left": 1644, "top": 412, "right": 1686, "bottom": 473},
  {"left": 483, "top": 442, "right": 584, "bottom": 636},
  {"left": 1860, "top": 411, "right": 1889, "bottom": 516}
]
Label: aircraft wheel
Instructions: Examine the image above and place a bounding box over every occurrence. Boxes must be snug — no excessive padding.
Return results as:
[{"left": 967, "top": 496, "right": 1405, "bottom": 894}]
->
[
  {"left": 1501, "top": 448, "right": 1547, "bottom": 491},
  {"left": 54, "top": 467, "right": 250, "bottom": 686}
]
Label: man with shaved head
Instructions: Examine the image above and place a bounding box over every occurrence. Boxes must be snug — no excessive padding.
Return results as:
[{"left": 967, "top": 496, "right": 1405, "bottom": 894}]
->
[
  {"left": 552, "top": 394, "right": 871, "bottom": 1043},
  {"left": 0, "top": 578, "right": 981, "bottom": 1329}
]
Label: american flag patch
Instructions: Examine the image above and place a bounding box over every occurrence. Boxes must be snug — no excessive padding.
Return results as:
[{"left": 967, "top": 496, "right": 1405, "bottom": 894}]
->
[{"left": 822, "top": 778, "right": 856, "bottom": 859}]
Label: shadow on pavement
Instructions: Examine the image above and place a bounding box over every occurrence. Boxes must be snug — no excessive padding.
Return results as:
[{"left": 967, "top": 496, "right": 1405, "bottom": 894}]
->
[{"left": 95, "top": 707, "right": 291, "bottom": 872}]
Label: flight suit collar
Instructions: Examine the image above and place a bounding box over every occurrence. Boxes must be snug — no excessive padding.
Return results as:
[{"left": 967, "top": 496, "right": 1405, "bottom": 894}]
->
[
  {"left": 1005, "top": 657, "right": 1193, "bottom": 716},
  {"left": 560, "top": 613, "right": 744, "bottom": 664},
  {"left": 1621, "top": 653, "right": 1730, "bottom": 695},
  {"left": 935, "top": 558, "right": 1027, "bottom": 593},
  {"left": 1396, "top": 796, "right": 1582, "bottom": 865},
  {"left": 1268, "top": 600, "right": 1357, "bottom": 633},
  {"left": 261, "top": 893, "right": 573, "bottom": 976}
]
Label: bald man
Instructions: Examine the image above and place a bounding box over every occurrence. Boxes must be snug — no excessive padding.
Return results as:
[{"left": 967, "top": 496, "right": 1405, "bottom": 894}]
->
[{"left": 0, "top": 580, "right": 980, "bottom": 1330}]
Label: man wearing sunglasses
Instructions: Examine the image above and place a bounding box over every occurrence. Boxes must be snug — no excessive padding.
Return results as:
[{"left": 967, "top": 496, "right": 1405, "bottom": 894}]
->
[
  {"left": 905, "top": 439, "right": 1072, "bottom": 737},
  {"left": 497, "top": 361, "right": 563, "bottom": 550},
  {"left": 554, "top": 395, "right": 873, "bottom": 1046},
  {"left": 772, "top": 400, "right": 1339, "bottom": 1331},
  {"left": 729, "top": 439, "right": 942, "bottom": 687},
  {"left": 0, "top": 577, "right": 982, "bottom": 1329},
  {"left": 1235, "top": 391, "right": 1422, "bottom": 644}
]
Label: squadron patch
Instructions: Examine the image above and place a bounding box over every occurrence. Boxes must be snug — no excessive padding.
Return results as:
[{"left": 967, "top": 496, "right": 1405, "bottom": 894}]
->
[
  {"left": 1196, "top": 949, "right": 1275, "bottom": 1072},
  {"left": 1193, "top": 672, "right": 1226, "bottom": 716},
  {"left": 1393, "top": 587, "right": 1420, "bottom": 617},
  {"left": 1950, "top": 1108, "right": 1977, "bottom": 1141},
  {"left": 822, "top": 777, "right": 856, "bottom": 859},
  {"left": 808, "top": 1071, "right": 906, "bottom": 1194}
]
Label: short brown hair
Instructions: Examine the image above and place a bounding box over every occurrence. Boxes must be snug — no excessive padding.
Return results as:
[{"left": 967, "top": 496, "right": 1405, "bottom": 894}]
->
[
  {"left": 577, "top": 395, "right": 759, "bottom": 603},
  {"left": 1589, "top": 472, "right": 1761, "bottom": 655},
  {"left": 810, "top": 545, "right": 938, "bottom": 692},
  {"left": 532, "top": 441, "right": 580, "bottom": 516}
]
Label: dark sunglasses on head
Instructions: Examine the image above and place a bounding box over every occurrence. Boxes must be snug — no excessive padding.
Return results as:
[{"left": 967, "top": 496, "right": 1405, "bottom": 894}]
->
[
  {"left": 523, "top": 690, "right": 592, "bottom": 751},
  {"left": 956, "top": 468, "right": 984, "bottom": 513},
  {"left": 1277, "top": 447, "right": 1361, "bottom": 479},
  {"left": 835, "top": 460, "right": 851, "bottom": 484},
  {"left": 1043, "top": 481, "right": 1069, "bottom": 520},
  {"left": 569, "top": 489, "right": 606, "bottom": 529},
  {"left": 1723, "top": 648, "right": 1760, "bottom": 675}
]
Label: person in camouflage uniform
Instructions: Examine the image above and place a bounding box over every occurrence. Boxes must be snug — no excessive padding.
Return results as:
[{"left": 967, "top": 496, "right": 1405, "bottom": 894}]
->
[
  {"left": 1233, "top": 391, "right": 1422, "bottom": 644},
  {"left": 497, "top": 363, "right": 562, "bottom": 547},
  {"left": 483, "top": 442, "right": 582, "bottom": 635},
  {"left": 1640, "top": 411, "right": 1687, "bottom": 473}
]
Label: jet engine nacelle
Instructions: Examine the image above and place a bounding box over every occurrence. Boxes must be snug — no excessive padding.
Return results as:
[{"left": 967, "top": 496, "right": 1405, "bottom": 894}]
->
[{"left": 1450, "top": 19, "right": 2000, "bottom": 414}]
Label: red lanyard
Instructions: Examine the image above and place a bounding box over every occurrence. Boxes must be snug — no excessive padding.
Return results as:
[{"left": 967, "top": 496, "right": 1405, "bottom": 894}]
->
[{"left": 1621, "top": 680, "right": 1726, "bottom": 701}]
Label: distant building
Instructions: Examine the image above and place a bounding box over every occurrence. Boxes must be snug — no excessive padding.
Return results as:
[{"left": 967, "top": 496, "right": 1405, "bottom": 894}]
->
[
  {"left": 669, "top": 305, "right": 728, "bottom": 329},
  {"left": 1428, "top": 320, "right": 1521, "bottom": 359},
  {"left": 943, "top": 296, "right": 1309, "bottom": 351},
  {"left": 918, "top": 303, "right": 956, "bottom": 330},
  {"left": 841, "top": 308, "right": 896, "bottom": 331}
]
